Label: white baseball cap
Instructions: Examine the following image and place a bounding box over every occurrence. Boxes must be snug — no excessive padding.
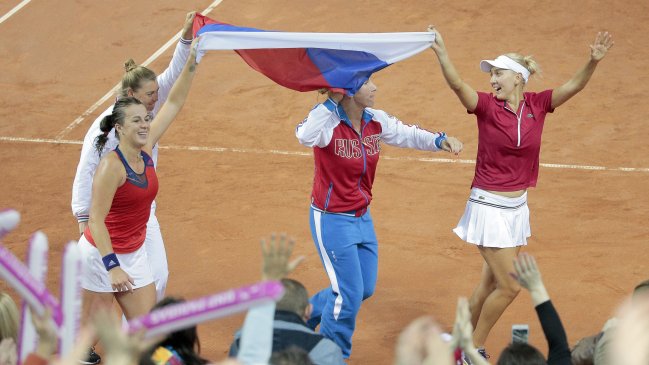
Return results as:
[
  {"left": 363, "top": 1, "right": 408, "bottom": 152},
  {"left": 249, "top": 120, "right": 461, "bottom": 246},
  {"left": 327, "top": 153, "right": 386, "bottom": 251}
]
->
[{"left": 480, "top": 55, "right": 530, "bottom": 83}]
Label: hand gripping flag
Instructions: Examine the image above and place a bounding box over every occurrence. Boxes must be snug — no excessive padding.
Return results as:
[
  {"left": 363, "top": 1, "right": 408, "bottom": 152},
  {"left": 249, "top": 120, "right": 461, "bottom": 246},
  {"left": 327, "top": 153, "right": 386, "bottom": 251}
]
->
[{"left": 192, "top": 14, "right": 435, "bottom": 95}]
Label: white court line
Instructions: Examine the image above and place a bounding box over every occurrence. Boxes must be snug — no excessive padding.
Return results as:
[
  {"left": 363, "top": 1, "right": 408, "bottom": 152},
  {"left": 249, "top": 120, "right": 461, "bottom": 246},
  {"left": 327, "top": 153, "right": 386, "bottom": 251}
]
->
[
  {"left": 54, "top": 0, "right": 224, "bottom": 140},
  {"left": 2, "top": 136, "right": 649, "bottom": 173},
  {"left": 0, "top": 0, "right": 31, "bottom": 26}
]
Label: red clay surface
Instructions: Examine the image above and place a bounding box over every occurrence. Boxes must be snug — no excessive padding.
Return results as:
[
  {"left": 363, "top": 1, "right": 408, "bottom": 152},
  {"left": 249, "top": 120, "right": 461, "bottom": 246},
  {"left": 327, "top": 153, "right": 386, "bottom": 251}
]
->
[{"left": 1, "top": 1, "right": 649, "bottom": 363}]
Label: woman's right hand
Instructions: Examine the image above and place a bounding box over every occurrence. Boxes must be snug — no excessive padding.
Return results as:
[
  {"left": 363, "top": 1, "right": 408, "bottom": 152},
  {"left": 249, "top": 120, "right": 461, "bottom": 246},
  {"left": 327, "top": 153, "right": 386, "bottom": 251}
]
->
[
  {"left": 109, "top": 267, "right": 135, "bottom": 293},
  {"left": 182, "top": 11, "right": 197, "bottom": 40}
]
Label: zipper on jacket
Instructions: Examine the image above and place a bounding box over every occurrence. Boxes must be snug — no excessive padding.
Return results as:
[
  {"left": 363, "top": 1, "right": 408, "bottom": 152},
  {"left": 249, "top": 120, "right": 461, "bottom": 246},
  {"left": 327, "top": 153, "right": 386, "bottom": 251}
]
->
[
  {"left": 357, "top": 123, "right": 369, "bottom": 205},
  {"left": 324, "top": 182, "right": 334, "bottom": 211}
]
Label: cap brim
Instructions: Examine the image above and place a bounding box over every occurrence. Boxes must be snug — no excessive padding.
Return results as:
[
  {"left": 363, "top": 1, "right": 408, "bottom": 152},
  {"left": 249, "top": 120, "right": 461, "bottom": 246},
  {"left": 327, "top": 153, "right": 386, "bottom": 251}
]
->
[{"left": 480, "top": 59, "right": 503, "bottom": 73}]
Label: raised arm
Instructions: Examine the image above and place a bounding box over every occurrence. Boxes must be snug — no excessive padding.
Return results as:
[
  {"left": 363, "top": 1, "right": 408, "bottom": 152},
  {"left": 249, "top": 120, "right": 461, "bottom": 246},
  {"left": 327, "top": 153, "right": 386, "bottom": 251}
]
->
[
  {"left": 146, "top": 39, "right": 200, "bottom": 149},
  {"left": 153, "top": 11, "right": 196, "bottom": 114},
  {"left": 512, "top": 253, "right": 571, "bottom": 365},
  {"left": 428, "top": 26, "right": 479, "bottom": 112},
  {"left": 237, "top": 235, "right": 304, "bottom": 365},
  {"left": 452, "top": 297, "right": 491, "bottom": 365},
  {"left": 551, "top": 32, "right": 614, "bottom": 109}
]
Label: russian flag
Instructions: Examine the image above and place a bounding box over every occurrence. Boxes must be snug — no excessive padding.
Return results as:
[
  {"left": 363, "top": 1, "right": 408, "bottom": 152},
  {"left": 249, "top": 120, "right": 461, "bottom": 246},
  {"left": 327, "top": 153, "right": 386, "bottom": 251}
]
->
[{"left": 192, "top": 14, "right": 434, "bottom": 95}]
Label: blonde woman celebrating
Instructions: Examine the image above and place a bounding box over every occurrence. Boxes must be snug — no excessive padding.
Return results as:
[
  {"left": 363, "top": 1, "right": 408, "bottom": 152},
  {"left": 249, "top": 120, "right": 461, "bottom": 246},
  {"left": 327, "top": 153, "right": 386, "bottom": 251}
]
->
[{"left": 429, "top": 27, "right": 613, "bottom": 358}]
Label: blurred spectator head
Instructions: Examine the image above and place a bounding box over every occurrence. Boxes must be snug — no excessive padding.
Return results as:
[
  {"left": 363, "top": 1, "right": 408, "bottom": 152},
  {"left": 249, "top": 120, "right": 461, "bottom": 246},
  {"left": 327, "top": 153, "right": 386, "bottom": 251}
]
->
[
  {"left": 143, "top": 296, "right": 209, "bottom": 365},
  {"left": 632, "top": 279, "right": 649, "bottom": 300},
  {"left": 496, "top": 342, "right": 545, "bottom": 365},
  {"left": 270, "top": 346, "right": 314, "bottom": 365},
  {"left": 277, "top": 279, "right": 311, "bottom": 321},
  {"left": 571, "top": 332, "right": 602, "bottom": 365},
  {"left": 0, "top": 292, "right": 19, "bottom": 342}
]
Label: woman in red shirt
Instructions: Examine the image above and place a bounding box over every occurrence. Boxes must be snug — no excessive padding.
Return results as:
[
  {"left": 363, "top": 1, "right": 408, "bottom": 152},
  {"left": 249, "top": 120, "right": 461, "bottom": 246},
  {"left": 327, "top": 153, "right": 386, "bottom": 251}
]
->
[
  {"left": 429, "top": 27, "right": 613, "bottom": 357},
  {"left": 78, "top": 41, "right": 200, "bottom": 325}
]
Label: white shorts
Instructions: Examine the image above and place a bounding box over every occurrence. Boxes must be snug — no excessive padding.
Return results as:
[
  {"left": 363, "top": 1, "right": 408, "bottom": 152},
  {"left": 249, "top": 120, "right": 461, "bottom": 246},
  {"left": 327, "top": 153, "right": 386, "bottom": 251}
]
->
[
  {"left": 78, "top": 235, "right": 154, "bottom": 292},
  {"left": 453, "top": 188, "right": 531, "bottom": 248}
]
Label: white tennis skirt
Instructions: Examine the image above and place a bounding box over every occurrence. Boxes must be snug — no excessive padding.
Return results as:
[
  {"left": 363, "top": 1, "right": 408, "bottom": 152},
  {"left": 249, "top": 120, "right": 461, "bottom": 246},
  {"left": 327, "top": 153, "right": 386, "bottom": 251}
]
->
[
  {"left": 453, "top": 188, "right": 531, "bottom": 248},
  {"left": 78, "top": 235, "right": 154, "bottom": 292}
]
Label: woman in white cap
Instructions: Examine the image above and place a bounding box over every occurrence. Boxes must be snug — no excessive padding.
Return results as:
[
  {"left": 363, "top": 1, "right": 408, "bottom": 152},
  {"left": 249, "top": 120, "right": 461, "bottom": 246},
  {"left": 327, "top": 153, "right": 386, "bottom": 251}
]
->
[{"left": 428, "top": 27, "right": 613, "bottom": 358}]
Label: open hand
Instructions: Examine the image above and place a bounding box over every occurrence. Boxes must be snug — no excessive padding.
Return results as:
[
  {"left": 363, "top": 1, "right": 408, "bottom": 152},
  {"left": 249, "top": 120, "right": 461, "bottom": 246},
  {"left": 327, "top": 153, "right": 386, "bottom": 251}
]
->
[
  {"left": 511, "top": 253, "right": 543, "bottom": 291},
  {"left": 590, "top": 31, "right": 614, "bottom": 62},
  {"left": 261, "top": 234, "right": 305, "bottom": 280}
]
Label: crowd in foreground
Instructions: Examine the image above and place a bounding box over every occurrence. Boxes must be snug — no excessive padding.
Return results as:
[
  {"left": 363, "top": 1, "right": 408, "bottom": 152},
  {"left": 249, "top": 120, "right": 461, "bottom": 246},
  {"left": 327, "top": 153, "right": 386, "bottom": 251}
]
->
[{"left": 1, "top": 234, "right": 648, "bottom": 365}]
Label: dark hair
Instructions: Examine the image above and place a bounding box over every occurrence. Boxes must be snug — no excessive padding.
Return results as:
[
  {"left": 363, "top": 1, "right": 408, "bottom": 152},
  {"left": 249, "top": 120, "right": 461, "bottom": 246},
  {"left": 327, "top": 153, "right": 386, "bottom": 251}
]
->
[
  {"left": 94, "top": 97, "right": 143, "bottom": 155},
  {"left": 140, "top": 297, "right": 209, "bottom": 365},
  {"left": 633, "top": 279, "right": 649, "bottom": 295},
  {"left": 270, "top": 346, "right": 314, "bottom": 365},
  {"left": 276, "top": 279, "right": 309, "bottom": 316},
  {"left": 497, "top": 342, "right": 546, "bottom": 365},
  {"left": 571, "top": 333, "right": 602, "bottom": 365},
  {"left": 120, "top": 59, "right": 157, "bottom": 98}
]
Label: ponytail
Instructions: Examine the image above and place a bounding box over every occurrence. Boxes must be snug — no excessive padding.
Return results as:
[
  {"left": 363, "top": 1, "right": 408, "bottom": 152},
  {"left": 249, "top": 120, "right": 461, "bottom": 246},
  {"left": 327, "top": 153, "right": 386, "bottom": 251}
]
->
[{"left": 94, "top": 114, "right": 115, "bottom": 155}]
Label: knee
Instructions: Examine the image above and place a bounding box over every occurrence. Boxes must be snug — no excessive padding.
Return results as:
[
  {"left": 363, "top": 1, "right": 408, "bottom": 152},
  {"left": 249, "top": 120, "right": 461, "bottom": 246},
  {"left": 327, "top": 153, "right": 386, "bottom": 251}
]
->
[
  {"left": 362, "top": 286, "right": 374, "bottom": 301},
  {"left": 499, "top": 282, "right": 521, "bottom": 301}
]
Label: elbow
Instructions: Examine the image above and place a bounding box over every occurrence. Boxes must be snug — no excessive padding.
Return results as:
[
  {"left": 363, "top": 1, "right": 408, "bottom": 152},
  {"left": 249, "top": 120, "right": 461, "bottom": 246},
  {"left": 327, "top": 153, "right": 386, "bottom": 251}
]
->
[
  {"left": 295, "top": 127, "right": 314, "bottom": 147},
  {"left": 449, "top": 80, "right": 464, "bottom": 92},
  {"left": 296, "top": 135, "right": 316, "bottom": 148}
]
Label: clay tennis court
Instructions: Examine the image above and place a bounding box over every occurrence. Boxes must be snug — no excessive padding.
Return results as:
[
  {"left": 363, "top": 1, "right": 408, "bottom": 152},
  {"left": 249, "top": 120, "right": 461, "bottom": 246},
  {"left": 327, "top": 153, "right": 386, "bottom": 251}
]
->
[{"left": 1, "top": 0, "right": 648, "bottom": 362}]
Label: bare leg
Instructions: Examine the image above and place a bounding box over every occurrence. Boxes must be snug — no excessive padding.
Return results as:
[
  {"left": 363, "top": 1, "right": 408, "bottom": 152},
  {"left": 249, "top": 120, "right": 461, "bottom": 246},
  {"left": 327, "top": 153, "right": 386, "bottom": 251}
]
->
[
  {"left": 469, "top": 261, "right": 496, "bottom": 328},
  {"left": 472, "top": 246, "right": 521, "bottom": 348},
  {"left": 115, "top": 283, "right": 156, "bottom": 320}
]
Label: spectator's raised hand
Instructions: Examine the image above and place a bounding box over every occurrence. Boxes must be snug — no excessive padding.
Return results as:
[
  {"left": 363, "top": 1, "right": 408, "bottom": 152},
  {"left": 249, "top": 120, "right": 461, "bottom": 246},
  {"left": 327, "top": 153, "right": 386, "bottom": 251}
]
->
[
  {"left": 29, "top": 307, "right": 59, "bottom": 358},
  {"left": 394, "top": 316, "right": 453, "bottom": 365},
  {"left": 91, "top": 309, "right": 154, "bottom": 365},
  {"left": 50, "top": 326, "right": 95, "bottom": 365},
  {"left": 260, "top": 234, "right": 305, "bottom": 281},
  {"left": 511, "top": 253, "right": 549, "bottom": 305},
  {"left": 0, "top": 338, "right": 17, "bottom": 365},
  {"left": 452, "top": 298, "right": 490, "bottom": 365}
]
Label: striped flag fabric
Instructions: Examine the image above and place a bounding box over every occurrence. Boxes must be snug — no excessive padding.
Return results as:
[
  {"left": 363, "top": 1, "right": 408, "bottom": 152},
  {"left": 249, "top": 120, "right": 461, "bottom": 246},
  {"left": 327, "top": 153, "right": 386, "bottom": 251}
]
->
[{"left": 192, "top": 14, "right": 435, "bottom": 95}]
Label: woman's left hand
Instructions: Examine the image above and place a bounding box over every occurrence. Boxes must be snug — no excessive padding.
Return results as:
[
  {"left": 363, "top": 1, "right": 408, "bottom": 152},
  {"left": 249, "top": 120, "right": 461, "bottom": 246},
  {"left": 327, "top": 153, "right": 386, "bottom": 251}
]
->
[
  {"left": 590, "top": 31, "right": 614, "bottom": 62},
  {"left": 441, "top": 136, "right": 463, "bottom": 154}
]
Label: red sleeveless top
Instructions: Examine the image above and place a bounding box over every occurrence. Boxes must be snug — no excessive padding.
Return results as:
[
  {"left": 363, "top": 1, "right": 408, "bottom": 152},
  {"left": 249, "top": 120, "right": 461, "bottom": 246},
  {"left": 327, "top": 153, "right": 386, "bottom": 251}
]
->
[{"left": 84, "top": 148, "right": 158, "bottom": 253}]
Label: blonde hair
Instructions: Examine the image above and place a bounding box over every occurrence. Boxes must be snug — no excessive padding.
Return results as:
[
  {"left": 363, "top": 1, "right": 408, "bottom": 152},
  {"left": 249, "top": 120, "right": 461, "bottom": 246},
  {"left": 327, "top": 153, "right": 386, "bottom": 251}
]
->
[
  {"left": 119, "top": 59, "right": 157, "bottom": 98},
  {"left": 0, "top": 292, "right": 19, "bottom": 342},
  {"left": 504, "top": 53, "right": 542, "bottom": 79}
]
